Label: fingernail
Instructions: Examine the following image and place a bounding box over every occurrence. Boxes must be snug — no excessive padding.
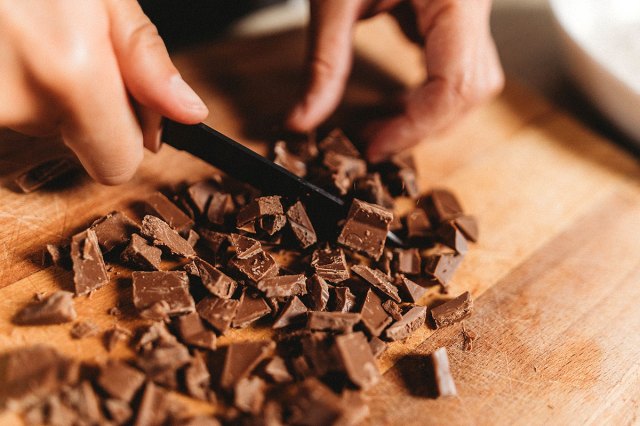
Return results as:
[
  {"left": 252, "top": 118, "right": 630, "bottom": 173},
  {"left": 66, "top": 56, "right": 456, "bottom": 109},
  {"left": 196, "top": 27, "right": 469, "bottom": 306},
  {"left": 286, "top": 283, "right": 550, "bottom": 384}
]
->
[{"left": 171, "top": 75, "right": 208, "bottom": 113}]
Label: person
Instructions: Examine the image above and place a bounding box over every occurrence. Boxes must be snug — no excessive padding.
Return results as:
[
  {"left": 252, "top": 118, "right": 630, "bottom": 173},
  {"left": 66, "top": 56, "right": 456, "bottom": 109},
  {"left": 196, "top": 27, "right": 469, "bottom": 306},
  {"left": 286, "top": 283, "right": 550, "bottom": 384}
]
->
[{"left": 0, "top": 0, "right": 503, "bottom": 185}]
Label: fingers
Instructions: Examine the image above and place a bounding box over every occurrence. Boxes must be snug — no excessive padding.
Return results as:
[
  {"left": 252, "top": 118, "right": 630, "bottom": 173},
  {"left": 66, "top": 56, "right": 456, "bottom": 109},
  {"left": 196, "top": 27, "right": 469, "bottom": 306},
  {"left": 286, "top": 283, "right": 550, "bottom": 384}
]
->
[{"left": 286, "top": 0, "right": 364, "bottom": 132}]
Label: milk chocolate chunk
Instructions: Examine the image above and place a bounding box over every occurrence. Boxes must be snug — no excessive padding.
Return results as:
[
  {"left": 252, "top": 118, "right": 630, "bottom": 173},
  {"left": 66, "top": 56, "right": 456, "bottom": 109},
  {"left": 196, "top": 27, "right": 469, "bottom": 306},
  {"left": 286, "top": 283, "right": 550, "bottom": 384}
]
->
[
  {"left": 394, "top": 248, "right": 421, "bottom": 275},
  {"left": 236, "top": 196, "right": 285, "bottom": 235},
  {"left": 431, "top": 291, "right": 473, "bottom": 328},
  {"left": 184, "top": 351, "right": 212, "bottom": 400},
  {"left": 299, "top": 332, "right": 335, "bottom": 377},
  {"left": 103, "top": 325, "right": 131, "bottom": 352},
  {"left": 319, "top": 129, "right": 361, "bottom": 157},
  {"left": 453, "top": 215, "right": 479, "bottom": 243},
  {"left": 264, "top": 356, "right": 293, "bottom": 383},
  {"left": 188, "top": 257, "right": 237, "bottom": 299},
  {"left": 337, "top": 199, "right": 393, "bottom": 260},
  {"left": 134, "top": 381, "right": 171, "bottom": 426},
  {"left": 62, "top": 380, "right": 104, "bottom": 424},
  {"left": 14, "top": 156, "right": 78, "bottom": 193},
  {"left": 220, "top": 340, "right": 276, "bottom": 389},
  {"left": 45, "top": 243, "right": 71, "bottom": 269},
  {"left": 334, "top": 332, "right": 381, "bottom": 390},
  {"left": 311, "top": 247, "right": 349, "bottom": 283},
  {"left": 286, "top": 378, "right": 351, "bottom": 426},
  {"left": 462, "top": 323, "right": 477, "bottom": 351},
  {"left": 396, "top": 275, "right": 428, "bottom": 303},
  {"left": 274, "top": 140, "right": 307, "bottom": 178},
  {"left": 71, "top": 229, "right": 109, "bottom": 296},
  {"left": 307, "top": 312, "right": 361, "bottom": 333},
  {"left": 136, "top": 343, "right": 191, "bottom": 387},
  {"left": 97, "top": 361, "right": 145, "bottom": 402},
  {"left": 141, "top": 215, "right": 196, "bottom": 258},
  {"left": 132, "top": 271, "right": 195, "bottom": 316},
  {"left": 233, "top": 289, "right": 272, "bottom": 328},
  {"left": 306, "top": 274, "right": 330, "bottom": 311},
  {"left": 354, "top": 173, "right": 394, "bottom": 209},
  {"left": 406, "top": 208, "right": 432, "bottom": 240},
  {"left": 286, "top": 201, "right": 317, "bottom": 249},
  {"left": 13, "top": 291, "right": 77, "bottom": 325},
  {"left": 187, "top": 229, "right": 200, "bottom": 247},
  {"left": 174, "top": 312, "right": 217, "bottom": 350},
  {"left": 229, "top": 250, "right": 279, "bottom": 283},
  {"left": 423, "top": 189, "right": 464, "bottom": 223},
  {"left": 359, "top": 289, "right": 392, "bottom": 337},
  {"left": 437, "top": 221, "right": 468, "bottom": 254},
  {"left": 90, "top": 211, "right": 139, "bottom": 253},
  {"left": 187, "top": 180, "right": 221, "bottom": 216},
  {"left": 144, "top": 191, "right": 194, "bottom": 234},
  {"left": 206, "top": 192, "right": 234, "bottom": 225},
  {"left": 104, "top": 398, "right": 133, "bottom": 424},
  {"left": 331, "top": 286, "right": 357, "bottom": 313},
  {"left": 351, "top": 265, "right": 401, "bottom": 303},
  {"left": 228, "top": 234, "right": 262, "bottom": 259},
  {"left": 273, "top": 296, "right": 308, "bottom": 329},
  {"left": 368, "top": 336, "right": 387, "bottom": 358},
  {"left": 198, "top": 228, "right": 229, "bottom": 255},
  {"left": 384, "top": 306, "right": 427, "bottom": 341},
  {"left": 197, "top": 297, "right": 239, "bottom": 334},
  {"left": 423, "top": 251, "right": 463, "bottom": 286},
  {"left": 139, "top": 301, "right": 171, "bottom": 322},
  {"left": 397, "top": 168, "right": 420, "bottom": 198},
  {"left": 256, "top": 274, "right": 307, "bottom": 299},
  {"left": 381, "top": 300, "right": 402, "bottom": 321},
  {"left": 121, "top": 233, "right": 162, "bottom": 271},
  {"left": 70, "top": 320, "right": 99, "bottom": 339},
  {"left": 234, "top": 376, "right": 266, "bottom": 414},
  {"left": 431, "top": 347, "right": 457, "bottom": 397},
  {"left": 322, "top": 151, "right": 367, "bottom": 195}
]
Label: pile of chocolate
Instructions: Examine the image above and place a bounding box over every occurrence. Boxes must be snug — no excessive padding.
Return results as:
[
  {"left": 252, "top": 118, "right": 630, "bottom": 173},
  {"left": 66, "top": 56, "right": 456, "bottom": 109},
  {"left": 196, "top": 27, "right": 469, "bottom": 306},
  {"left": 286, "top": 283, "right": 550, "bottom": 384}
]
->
[{"left": 3, "top": 130, "right": 477, "bottom": 425}]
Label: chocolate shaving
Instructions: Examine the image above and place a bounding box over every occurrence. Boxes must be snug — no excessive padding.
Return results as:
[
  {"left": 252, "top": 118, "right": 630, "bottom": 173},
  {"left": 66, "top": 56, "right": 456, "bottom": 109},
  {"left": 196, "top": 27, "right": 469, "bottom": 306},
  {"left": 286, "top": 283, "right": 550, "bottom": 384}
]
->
[{"left": 13, "top": 291, "right": 77, "bottom": 325}]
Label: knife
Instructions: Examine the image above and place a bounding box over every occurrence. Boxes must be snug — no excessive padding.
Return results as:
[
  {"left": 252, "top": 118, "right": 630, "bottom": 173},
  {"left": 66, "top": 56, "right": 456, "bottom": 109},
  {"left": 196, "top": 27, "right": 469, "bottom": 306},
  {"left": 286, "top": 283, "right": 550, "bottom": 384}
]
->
[{"left": 162, "top": 120, "right": 403, "bottom": 246}]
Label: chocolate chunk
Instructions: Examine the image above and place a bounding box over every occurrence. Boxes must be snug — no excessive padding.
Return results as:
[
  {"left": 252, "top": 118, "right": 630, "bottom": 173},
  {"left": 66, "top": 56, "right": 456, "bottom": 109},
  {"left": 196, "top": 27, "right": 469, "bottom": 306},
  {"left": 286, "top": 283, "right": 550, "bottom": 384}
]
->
[
  {"left": 197, "top": 297, "right": 239, "bottom": 334},
  {"left": 334, "top": 332, "right": 380, "bottom": 390},
  {"left": 14, "top": 156, "right": 78, "bottom": 193},
  {"left": 174, "top": 312, "right": 217, "bottom": 350},
  {"left": 132, "top": 271, "right": 195, "bottom": 316},
  {"left": 206, "top": 192, "right": 234, "bottom": 225},
  {"left": 264, "top": 356, "right": 293, "bottom": 383},
  {"left": 307, "top": 312, "right": 360, "bottom": 333},
  {"left": 337, "top": 199, "right": 393, "bottom": 260},
  {"left": 62, "top": 380, "right": 103, "bottom": 424},
  {"left": 198, "top": 228, "right": 229, "bottom": 255},
  {"left": 188, "top": 257, "right": 237, "bottom": 299},
  {"left": 134, "top": 381, "right": 171, "bottom": 426},
  {"left": 318, "top": 129, "right": 361, "bottom": 157},
  {"left": 103, "top": 325, "right": 131, "bottom": 352},
  {"left": 396, "top": 275, "right": 428, "bottom": 303},
  {"left": 134, "top": 322, "right": 177, "bottom": 352},
  {"left": 396, "top": 168, "right": 420, "bottom": 198},
  {"left": 322, "top": 151, "right": 367, "bottom": 195},
  {"left": 228, "top": 233, "right": 262, "bottom": 259},
  {"left": 233, "top": 289, "right": 272, "bottom": 328},
  {"left": 136, "top": 342, "right": 191, "bottom": 388},
  {"left": 286, "top": 378, "right": 352, "bottom": 426},
  {"left": 384, "top": 306, "right": 427, "bottom": 341},
  {"left": 229, "top": 250, "right": 279, "bottom": 283},
  {"left": 423, "top": 189, "right": 464, "bottom": 223},
  {"left": 311, "top": 247, "right": 349, "bottom": 283},
  {"left": 437, "top": 221, "right": 468, "bottom": 254},
  {"left": 286, "top": 201, "right": 317, "bottom": 249},
  {"left": 145, "top": 191, "right": 194, "bottom": 234},
  {"left": 351, "top": 265, "right": 401, "bottom": 303},
  {"left": 220, "top": 341, "right": 276, "bottom": 389},
  {"left": 13, "top": 291, "right": 76, "bottom": 325},
  {"left": 120, "top": 233, "right": 162, "bottom": 271},
  {"left": 381, "top": 300, "right": 403, "bottom": 321},
  {"left": 187, "top": 229, "right": 200, "bottom": 247},
  {"left": 368, "top": 336, "right": 387, "bottom": 358},
  {"left": 234, "top": 376, "right": 266, "bottom": 414},
  {"left": 70, "top": 320, "right": 99, "bottom": 339},
  {"left": 71, "top": 229, "right": 109, "bottom": 296},
  {"left": 184, "top": 351, "right": 212, "bottom": 400},
  {"left": 187, "top": 180, "right": 221, "bottom": 216},
  {"left": 104, "top": 398, "right": 133, "bottom": 424},
  {"left": 45, "top": 243, "right": 71, "bottom": 269},
  {"left": 462, "top": 323, "right": 477, "bottom": 351},
  {"left": 306, "top": 274, "right": 330, "bottom": 311},
  {"left": 140, "top": 215, "right": 196, "bottom": 258},
  {"left": 359, "top": 289, "right": 392, "bottom": 337},
  {"left": 423, "top": 251, "right": 463, "bottom": 286},
  {"left": 393, "top": 248, "right": 421, "bottom": 275},
  {"left": 139, "top": 301, "right": 171, "bottom": 322},
  {"left": 274, "top": 140, "right": 307, "bottom": 178},
  {"left": 376, "top": 153, "right": 419, "bottom": 198},
  {"left": 430, "top": 347, "right": 457, "bottom": 397},
  {"left": 406, "top": 208, "right": 432, "bottom": 240},
  {"left": 353, "top": 173, "right": 394, "bottom": 209},
  {"left": 236, "top": 196, "right": 285, "bottom": 235},
  {"left": 300, "top": 332, "right": 335, "bottom": 377},
  {"left": 273, "top": 296, "right": 308, "bottom": 329},
  {"left": 331, "top": 286, "right": 357, "bottom": 313},
  {"left": 431, "top": 291, "right": 473, "bottom": 328},
  {"left": 452, "top": 215, "right": 479, "bottom": 243},
  {"left": 257, "top": 274, "right": 307, "bottom": 299},
  {"left": 90, "top": 211, "right": 139, "bottom": 253},
  {"left": 97, "top": 361, "right": 145, "bottom": 402}
]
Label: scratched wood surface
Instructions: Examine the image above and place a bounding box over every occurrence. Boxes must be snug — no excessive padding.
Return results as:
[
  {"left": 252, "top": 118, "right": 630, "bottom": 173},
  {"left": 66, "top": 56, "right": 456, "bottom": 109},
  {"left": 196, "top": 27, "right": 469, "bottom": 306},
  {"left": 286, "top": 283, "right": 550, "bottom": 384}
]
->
[{"left": 1, "top": 15, "right": 640, "bottom": 425}]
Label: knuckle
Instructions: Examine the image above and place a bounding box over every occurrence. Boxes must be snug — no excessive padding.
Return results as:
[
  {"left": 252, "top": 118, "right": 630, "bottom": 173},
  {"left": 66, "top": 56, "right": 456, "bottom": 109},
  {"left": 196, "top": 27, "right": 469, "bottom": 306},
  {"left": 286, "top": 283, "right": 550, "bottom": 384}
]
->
[
  {"left": 311, "top": 54, "right": 348, "bottom": 83},
  {"left": 127, "top": 20, "right": 164, "bottom": 52}
]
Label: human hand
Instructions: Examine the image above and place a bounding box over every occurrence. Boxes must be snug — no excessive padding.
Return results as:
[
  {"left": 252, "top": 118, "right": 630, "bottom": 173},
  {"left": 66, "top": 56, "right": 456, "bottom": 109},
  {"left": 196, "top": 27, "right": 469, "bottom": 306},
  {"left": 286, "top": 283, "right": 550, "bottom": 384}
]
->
[
  {"left": 286, "top": 0, "right": 504, "bottom": 162},
  {"left": 0, "top": 0, "right": 208, "bottom": 184}
]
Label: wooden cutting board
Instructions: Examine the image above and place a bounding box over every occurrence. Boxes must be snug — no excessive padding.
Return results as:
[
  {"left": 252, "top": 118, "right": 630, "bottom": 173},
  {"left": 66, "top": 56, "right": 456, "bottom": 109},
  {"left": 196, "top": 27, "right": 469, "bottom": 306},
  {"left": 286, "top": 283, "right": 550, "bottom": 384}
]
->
[{"left": 1, "top": 15, "right": 640, "bottom": 425}]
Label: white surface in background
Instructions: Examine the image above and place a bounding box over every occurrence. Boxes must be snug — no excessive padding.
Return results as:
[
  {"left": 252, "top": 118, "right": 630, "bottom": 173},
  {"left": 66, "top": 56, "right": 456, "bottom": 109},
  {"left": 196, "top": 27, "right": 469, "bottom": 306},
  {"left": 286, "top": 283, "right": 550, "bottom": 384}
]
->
[{"left": 229, "top": 0, "right": 308, "bottom": 37}]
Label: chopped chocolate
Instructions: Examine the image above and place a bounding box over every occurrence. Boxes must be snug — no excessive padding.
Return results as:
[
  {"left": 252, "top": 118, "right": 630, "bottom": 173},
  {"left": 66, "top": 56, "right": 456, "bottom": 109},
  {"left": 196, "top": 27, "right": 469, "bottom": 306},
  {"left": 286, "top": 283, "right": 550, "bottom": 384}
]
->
[
  {"left": 186, "top": 180, "right": 221, "bottom": 216},
  {"left": 184, "top": 351, "right": 211, "bottom": 400},
  {"left": 318, "top": 129, "right": 361, "bottom": 157},
  {"left": 257, "top": 274, "right": 307, "bottom": 299},
  {"left": 359, "top": 289, "right": 392, "bottom": 337},
  {"left": 423, "top": 251, "right": 464, "bottom": 286},
  {"left": 384, "top": 306, "right": 427, "bottom": 341},
  {"left": 368, "top": 336, "right": 387, "bottom": 358},
  {"left": 453, "top": 215, "right": 478, "bottom": 243},
  {"left": 396, "top": 275, "right": 428, "bottom": 303},
  {"left": 229, "top": 250, "right": 279, "bottom": 283},
  {"left": 286, "top": 378, "right": 352, "bottom": 426},
  {"left": 135, "top": 321, "right": 177, "bottom": 351},
  {"left": 206, "top": 192, "right": 234, "bottom": 225},
  {"left": 306, "top": 274, "right": 330, "bottom": 311},
  {"left": 97, "top": 361, "right": 145, "bottom": 402},
  {"left": 71, "top": 229, "right": 109, "bottom": 296},
  {"left": 462, "top": 323, "right": 477, "bottom": 351},
  {"left": 394, "top": 248, "right": 421, "bottom": 275},
  {"left": 120, "top": 233, "right": 162, "bottom": 271},
  {"left": 300, "top": 332, "right": 335, "bottom": 377},
  {"left": 236, "top": 196, "right": 285, "bottom": 235},
  {"left": 14, "top": 156, "right": 78, "bottom": 193},
  {"left": 334, "top": 332, "right": 380, "bottom": 390},
  {"left": 273, "top": 296, "right": 308, "bottom": 329},
  {"left": 381, "top": 300, "right": 403, "bottom": 321},
  {"left": 132, "top": 271, "right": 195, "bottom": 316},
  {"left": 197, "top": 297, "right": 239, "bottom": 334},
  {"left": 274, "top": 140, "right": 307, "bottom": 178},
  {"left": 136, "top": 342, "right": 191, "bottom": 387},
  {"left": 234, "top": 376, "right": 266, "bottom": 414},
  {"left": 140, "top": 215, "right": 196, "bottom": 258},
  {"left": 437, "top": 221, "right": 469, "bottom": 254},
  {"left": 187, "top": 229, "right": 200, "bottom": 247},
  {"left": 422, "top": 189, "right": 464, "bottom": 223},
  {"left": 351, "top": 265, "right": 401, "bottom": 303},
  {"left": 140, "top": 300, "right": 171, "bottom": 322},
  {"left": 198, "top": 228, "right": 229, "bottom": 255},
  {"left": 174, "top": 312, "right": 217, "bottom": 350},
  {"left": 406, "top": 208, "right": 432, "bottom": 240},
  {"left": 188, "top": 257, "right": 237, "bottom": 299},
  {"left": 13, "top": 291, "right": 77, "bottom": 325},
  {"left": 90, "top": 211, "right": 139, "bottom": 253},
  {"left": 311, "top": 247, "right": 349, "bottom": 283},
  {"left": 145, "top": 191, "right": 194, "bottom": 234},
  {"left": 134, "top": 381, "right": 171, "bottom": 426},
  {"left": 61, "top": 380, "right": 103, "bottom": 424},
  {"left": 70, "top": 320, "right": 99, "bottom": 339},
  {"left": 430, "top": 347, "right": 457, "bottom": 397},
  {"left": 431, "top": 291, "right": 473, "bottom": 328},
  {"left": 45, "top": 243, "right": 71, "bottom": 269},
  {"left": 331, "top": 286, "right": 357, "bottom": 313},
  {"left": 104, "top": 398, "right": 133, "bottom": 424},
  {"left": 307, "top": 312, "right": 360, "bottom": 333},
  {"left": 337, "top": 199, "right": 393, "bottom": 260},
  {"left": 103, "top": 325, "right": 131, "bottom": 352},
  {"left": 396, "top": 168, "right": 420, "bottom": 198},
  {"left": 286, "top": 201, "right": 317, "bottom": 249},
  {"left": 233, "top": 289, "right": 272, "bottom": 328},
  {"left": 322, "top": 151, "right": 367, "bottom": 195},
  {"left": 353, "top": 173, "right": 394, "bottom": 209},
  {"left": 263, "top": 356, "right": 292, "bottom": 384},
  {"left": 220, "top": 341, "right": 276, "bottom": 389},
  {"left": 228, "top": 234, "right": 262, "bottom": 259}
]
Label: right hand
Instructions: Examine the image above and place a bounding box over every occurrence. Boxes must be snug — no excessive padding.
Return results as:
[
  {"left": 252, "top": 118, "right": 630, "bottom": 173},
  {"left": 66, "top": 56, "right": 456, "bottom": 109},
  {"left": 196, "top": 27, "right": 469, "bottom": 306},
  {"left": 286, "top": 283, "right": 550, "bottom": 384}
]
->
[{"left": 0, "top": 0, "right": 208, "bottom": 184}]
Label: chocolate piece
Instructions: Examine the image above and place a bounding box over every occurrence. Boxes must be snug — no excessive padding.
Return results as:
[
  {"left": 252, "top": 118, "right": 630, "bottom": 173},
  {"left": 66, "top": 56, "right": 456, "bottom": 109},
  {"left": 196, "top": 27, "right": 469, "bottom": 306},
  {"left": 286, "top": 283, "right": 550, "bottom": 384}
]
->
[
  {"left": 381, "top": 300, "right": 403, "bottom": 321},
  {"left": 104, "top": 398, "right": 133, "bottom": 424},
  {"left": 120, "top": 233, "right": 162, "bottom": 271},
  {"left": 234, "top": 376, "right": 266, "bottom": 414},
  {"left": 70, "top": 320, "right": 99, "bottom": 339},
  {"left": 135, "top": 321, "right": 177, "bottom": 351},
  {"left": 334, "top": 332, "right": 380, "bottom": 390},
  {"left": 187, "top": 229, "right": 200, "bottom": 247},
  {"left": 368, "top": 336, "right": 387, "bottom": 358},
  {"left": 206, "top": 192, "right": 234, "bottom": 225},
  {"left": 188, "top": 257, "right": 237, "bottom": 299},
  {"left": 306, "top": 274, "right": 330, "bottom": 311},
  {"left": 233, "top": 289, "right": 272, "bottom": 328},
  {"left": 220, "top": 341, "right": 276, "bottom": 389},
  {"left": 423, "top": 252, "right": 463, "bottom": 286},
  {"left": 406, "top": 208, "right": 432, "bottom": 240},
  {"left": 134, "top": 381, "right": 171, "bottom": 426},
  {"left": 90, "top": 211, "right": 139, "bottom": 253},
  {"left": 300, "top": 332, "right": 335, "bottom": 376},
  {"left": 71, "top": 229, "right": 109, "bottom": 296},
  {"left": 274, "top": 140, "right": 307, "bottom": 178},
  {"left": 132, "top": 271, "right": 195, "bottom": 316},
  {"left": 322, "top": 151, "right": 367, "bottom": 195},
  {"left": 430, "top": 347, "right": 457, "bottom": 397},
  {"left": 97, "top": 361, "right": 145, "bottom": 402},
  {"left": 351, "top": 265, "right": 401, "bottom": 303},
  {"left": 353, "top": 173, "right": 394, "bottom": 209},
  {"left": 318, "top": 129, "right": 361, "bottom": 157},
  {"left": 337, "top": 199, "right": 393, "bottom": 260},
  {"left": 331, "top": 286, "right": 357, "bottom": 313},
  {"left": 14, "top": 156, "right": 78, "bottom": 193},
  {"left": 236, "top": 196, "right": 285, "bottom": 235},
  {"left": 437, "top": 221, "right": 469, "bottom": 254},
  {"left": 286, "top": 201, "right": 317, "bottom": 249},
  {"left": 257, "top": 274, "right": 307, "bottom": 299},
  {"left": 136, "top": 342, "right": 191, "bottom": 388},
  {"left": 62, "top": 380, "right": 103, "bottom": 424},
  {"left": 198, "top": 228, "right": 229, "bottom": 255},
  {"left": 140, "top": 215, "right": 196, "bottom": 258},
  {"left": 423, "top": 189, "right": 464, "bottom": 223},
  {"left": 174, "top": 312, "right": 217, "bottom": 350},
  {"left": 393, "top": 248, "right": 421, "bottom": 275},
  {"left": 377, "top": 248, "right": 394, "bottom": 275},
  {"left": 145, "top": 191, "right": 194, "bottom": 234},
  {"left": 462, "top": 323, "right": 477, "bottom": 351},
  {"left": 431, "top": 291, "right": 473, "bottom": 328},
  {"left": 396, "top": 275, "right": 428, "bottom": 303},
  {"left": 264, "top": 356, "right": 293, "bottom": 383},
  {"left": 359, "top": 289, "right": 392, "bottom": 337},
  {"left": 311, "top": 247, "right": 349, "bottom": 283},
  {"left": 229, "top": 250, "right": 279, "bottom": 283},
  {"left": 139, "top": 301, "right": 171, "bottom": 322},
  {"left": 307, "top": 312, "right": 360, "bottom": 333},
  {"left": 228, "top": 233, "right": 262, "bottom": 259},
  {"left": 187, "top": 180, "right": 221, "bottom": 216},
  {"left": 273, "top": 296, "right": 308, "bottom": 329},
  {"left": 384, "top": 306, "right": 427, "bottom": 341},
  {"left": 103, "top": 325, "right": 131, "bottom": 352},
  {"left": 184, "top": 351, "right": 211, "bottom": 400},
  {"left": 453, "top": 215, "right": 478, "bottom": 242},
  {"left": 13, "top": 291, "right": 76, "bottom": 325},
  {"left": 197, "top": 297, "right": 239, "bottom": 334},
  {"left": 286, "top": 378, "right": 352, "bottom": 426},
  {"left": 45, "top": 243, "right": 71, "bottom": 269},
  {"left": 396, "top": 168, "right": 420, "bottom": 198}
]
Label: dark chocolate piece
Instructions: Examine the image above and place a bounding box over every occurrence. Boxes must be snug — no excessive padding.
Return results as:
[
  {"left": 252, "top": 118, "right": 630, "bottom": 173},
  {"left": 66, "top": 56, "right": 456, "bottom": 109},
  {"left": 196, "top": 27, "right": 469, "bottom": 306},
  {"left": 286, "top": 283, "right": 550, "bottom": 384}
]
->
[
  {"left": 274, "top": 140, "right": 307, "bottom": 178},
  {"left": 236, "top": 196, "right": 285, "bottom": 235},
  {"left": 406, "top": 208, "right": 432, "bottom": 240},
  {"left": 322, "top": 150, "right": 367, "bottom": 195},
  {"left": 273, "top": 296, "right": 308, "bottom": 329},
  {"left": 337, "top": 199, "right": 393, "bottom": 260},
  {"left": 334, "top": 332, "right": 380, "bottom": 390},
  {"left": 368, "top": 336, "right": 387, "bottom": 358},
  {"left": 134, "top": 381, "right": 171, "bottom": 426},
  {"left": 453, "top": 215, "right": 478, "bottom": 242},
  {"left": 351, "top": 265, "right": 401, "bottom": 303},
  {"left": 14, "top": 156, "right": 78, "bottom": 193},
  {"left": 396, "top": 168, "right": 420, "bottom": 198},
  {"left": 139, "top": 301, "right": 171, "bottom": 322},
  {"left": 13, "top": 291, "right": 76, "bottom": 325},
  {"left": 393, "top": 248, "right": 421, "bottom": 275},
  {"left": 307, "top": 312, "right": 360, "bottom": 333},
  {"left": 103, "top": 325, "right": 131, "bottom": 352},
  {"left": 286, "top": 201, "right": 317, "bottom": 249},
  {"left": 430, "top": 347, "right": 457, "bottom": 396},
  {"left": 104, "top": 398, "right": 133, "bottom": 424},
  {"left": 228, "top": 233, "right": 262, "bottom": 259},
  {"left": 233, "top": 289, "right": 272, "bottom": 328},
  {"left": 206, "top": 192, "right": 234, "bottom": 225},
  {"left": 198, "top": 228, "right": 229, "bottom": 255},
  {"left": 70, "top": 320, "right": 99, "bottom": 339},
  {"left": 306, "top": 274, "right": 330, "bottom": 311},
  {"left": 311, "top": 247, "right": 349, "bottom": 283},
  {"left": 353, "top": 173, "right": 394, "bottom": 209},
  {"left": 220, "top": 341, "right": 276, "bottom": 389},
  {"left": 174, "top": 312, "right": 217, "bottom": 350},
  {"left": 120, "top": 233, "right": 162, "bottom": 271},
  {"left": 318, "top": 129, "right": 361, "bottom": 157},
  {"left": 136, "top": 342, "right": 192, "bottom": 387},
  {"left": 331, "top": 286, "right": 357, "bottom": 313},
  {"left": 187, "top": 180, "right": 221, "bottom": 216},
  {"left": 286, "top": 378, "right": 352, "bottom": 426},
  {"left": 431, "top": 291, "right": 473, "bottom": 328},
  {"left": 140, "top": 215, "right": 196, "bottom": 258},
  {"left": 187, "top": 229, "right": 200, "bottom": 247},
  {"left": 300, "top": 332, "right": 335, "bottom": 377},
  {"left": 184, "top": 351, "right": 212, "bottom": 400},
  {"left": 437, "top": 221, "right": 469, "bottom": 254},
  {"left": 359, "top": 289, "right": 392, "bottom": 337},
  {"left": 264, "top": 356, "right": 293, "bottom": 383},
  {"left": 384, "top": 306, "right": 427, "bottom": 341},
  {"left": 144, "top": 191, "right": 194, "bottom": 234},
  {"left": 71, "top": 229, "right": 109, "bottom": 296},
  {"left": 229, "top": 250, "right": 279, "bottom": 283},
  {"left": 234, "top": 376, "right": 266, "bottom": 414},
  {"left": 97, "top": 361, "right": 145, "bottom": 402},
  {"left": 381, "top": 300, "right": 403, "bottom": 321},
  {"left": 132, "top": 271, "right": 195, "bottom": 316},
  {"left": 196, "top": 297, "right": 239, "bottom": 334},
  {"left": 257, "top": 274, "right": 307, "bottom": 299},
  {"left": 423, "top": 189, "right": 464, "bottom": 223},
  {"left": 188, "top": 257, "right": 237, "bottom": 299},
  {"left": 396, "top": 275, "right": 428, "bottom": 303},
  {"left": 61, "top": 380, "right": 103, "bottom": 424},
  {"left": 90, "top": 211, "right": 139, "bottom": 253},
  {"left": 423, "top": 251, "right": 464, "bottom": 286}
]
